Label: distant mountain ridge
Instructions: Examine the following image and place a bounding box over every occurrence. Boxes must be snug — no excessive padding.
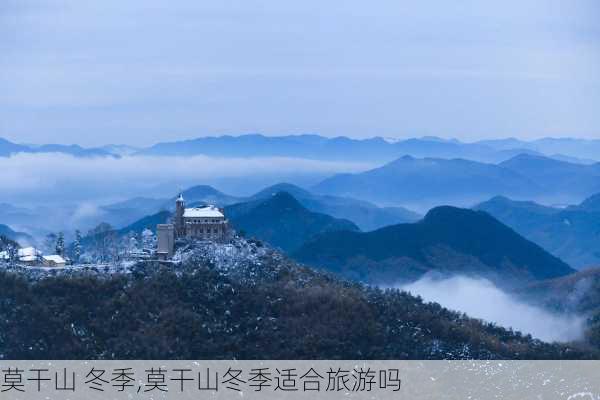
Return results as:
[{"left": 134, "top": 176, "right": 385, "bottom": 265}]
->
[
  {"left": 499, "top": 154, "right": 600, "bottom": 200},
  {"left": 574, "top": 193, "right": 600, "bottom": 213},
  {"left": 249, "top": 183, "right": 420, "bottom": 230},
  {"left": 312, "top": 155, "right": 540, "bottom": 209},
  {"left": 136, "top": 134, "right": 492, "bottom": 162},
  {"left": 4, "top": 134, "right": 599, "bottom": 163},
  {"left": 475, "top": 194, "right": 600, "bottom": 269},
  {"left": 313, "top": 153, "right": 600, "bottom": 209},
  {"left": 118, "top": 211, "right": 172, "bottom": 235},
  {"left": 0, "top": 224, "right": 34, "bottom": 246},
  {"left": 294, "top": 206, "right": 574, "bottom": 287},
  {"left": 79, "top": 191, "right": 360, "bottom": 253},
  {"left": 0, "top": 137, "right": 117, "bottom": 158},
  {"left": 132, "top": 134, "right": 545, "bottom": 163},
  {"left": 137, "top": 134, "right": 600, "bottom": 163},
  {"left": 102, "top": 182, "right": 420, "bottom": 232},
  {"left": 164, "top": 185, "right": 243, "bottom": 210},
  {"left": 227, "top": 192, "right": 359, "bottom": 251},
  {"left": 480, "top": 137, "right": 600, "bottom": 161}
]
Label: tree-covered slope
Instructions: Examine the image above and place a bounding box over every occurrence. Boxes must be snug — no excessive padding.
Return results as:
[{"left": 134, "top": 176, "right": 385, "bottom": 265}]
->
[
  {"left": 228, "top": 192, "right": 359, "bottom": 252},
  {"left": 294, "top": 206, "right": 574, "bottom": 286},
  {"left": 0, "top": 240, "right": 591, "bottom": 359}
]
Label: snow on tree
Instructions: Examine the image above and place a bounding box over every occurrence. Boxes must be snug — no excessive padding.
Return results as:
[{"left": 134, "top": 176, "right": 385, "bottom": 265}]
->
[
  {"left": 7, "top": 244, "right": 18, "bottom": 263},
  {"left": 55, "top": 232, "right": 65, "bottom": 256},
  {"left": 141, "top": 229, "right": 156, "bottom": 250},
  {"left": 0, "top": 235, "right": 19, "bottom": 264},
  {"left": 73, "top": 230, "right": 82, "bottom": 263},
  {"left": 124, "top": 231, "right": 140, "bottom": 256}
]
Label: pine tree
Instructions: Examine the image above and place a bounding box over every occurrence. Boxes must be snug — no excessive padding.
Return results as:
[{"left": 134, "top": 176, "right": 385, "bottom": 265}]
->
[
  {"left": 74, "top": 230, "right": 82, "bottom": 263},
  {"left": 7, "top": 243, "right": 18, "bottom": 263},
  {"left": 141, "top": 229, "right": 155, "bottom": 250},
  {"left": 55, "top": 232, "right": 65, "bottom": 256}
]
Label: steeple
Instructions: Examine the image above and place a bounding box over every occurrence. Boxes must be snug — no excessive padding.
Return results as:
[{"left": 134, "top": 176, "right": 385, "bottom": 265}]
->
[{"left": 174, "top": 192, "right": 186, "bottom": 237}]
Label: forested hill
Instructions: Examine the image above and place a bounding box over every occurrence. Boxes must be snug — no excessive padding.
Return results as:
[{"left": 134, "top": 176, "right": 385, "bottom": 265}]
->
[
  {"left": 294, "top": 206, "right": 574, "bottom": 286},
  {"left": 0, "top": 239, "right": 590, "bottom": 359},
  {"left": 227, "top": 192, "right": 359, "bottom": 251}
]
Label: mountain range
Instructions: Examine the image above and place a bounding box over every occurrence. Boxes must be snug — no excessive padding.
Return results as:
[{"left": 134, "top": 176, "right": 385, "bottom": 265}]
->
[
  {"left": 475, "top": 194, "right": 600, "bottom": 269},
  {"left": 312, "top": 155, "right": 540, "bottom": 209},
  {"left": 293, "top": 206, "right": 575, "bottom": 287},
  {"left": 134, "top": 134, "right": 600, "bottom": 164},
  {"left": 0, "top": 137, "right": 116, "bottom": 158},
  {"left": 479, "top": 137, "right": 600, "bottom": 162},
  {"left": 313, "top": 154, "right": 600, "bottom": 209},
  {"left": 248, "top": 183, "right": 420, "bottom": 230},
  {"left": 499, "top": 154, "right": 600, "bottom": 201},
  {"left": 83, "top": 191, "right": 361, "bottom": 253},
  {"left": 0, "top": 180, "right": 420, "bottom": 247},
  {"left": 165, "top": 185, "right": 242, "bottom": 209},
  {"left": 79, "top": 191, "right": 361, "bottom": 254},
  {"left": 3, "top": 134, "right": 599, "bottom": 164},
  {"left": 104, "top": 182, "right": 420, "bottom": 232},
  {"left": 136, "top": 134, "right": 505, "bottom": 162}
]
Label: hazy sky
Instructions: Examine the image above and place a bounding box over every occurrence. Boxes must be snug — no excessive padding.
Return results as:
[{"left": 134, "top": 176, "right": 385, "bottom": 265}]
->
[{"left": 1, "top": 0, "right": 599, "bottom": 146}]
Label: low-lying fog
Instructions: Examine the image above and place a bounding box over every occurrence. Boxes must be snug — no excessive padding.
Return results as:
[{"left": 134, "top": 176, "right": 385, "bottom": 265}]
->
[
  {"left": 401, "top": 275, "right": 585, "bottom": 343},
  {"left": 0, "top": 152, "right": 375, "bottom": 205}
]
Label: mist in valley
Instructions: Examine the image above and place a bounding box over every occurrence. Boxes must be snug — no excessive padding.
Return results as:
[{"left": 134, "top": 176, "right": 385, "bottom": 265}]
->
[{"left": 401, "top": 275, "right": 585, "bottom": 343}]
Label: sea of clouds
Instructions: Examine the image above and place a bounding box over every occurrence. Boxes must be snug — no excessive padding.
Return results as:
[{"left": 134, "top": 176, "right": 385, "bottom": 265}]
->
[
  {"left": 0, "top": 152, "right": 374, "bottom": 205},
  {"left": 401, "top": 275, "right": 585, "bottom": 343}
]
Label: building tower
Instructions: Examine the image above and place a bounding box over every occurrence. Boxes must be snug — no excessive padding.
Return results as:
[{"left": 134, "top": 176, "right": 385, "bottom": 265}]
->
[
  {"left": 156, "top": 224, "right": 175, "bottom": 260},
  {"left": 174, "top": 193, "right": 185, "bottom": 238}
]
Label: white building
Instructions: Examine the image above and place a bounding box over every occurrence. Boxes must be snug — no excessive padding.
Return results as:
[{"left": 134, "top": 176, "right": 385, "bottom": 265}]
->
[
  {"left": 18, "top": 247, "right": 42, "bottom": 265},
  {"left": 181, "top": 205, "right": 228, "bottom": 240},
  {"left": 174, "top": 195, "right": 229, "bottom": 240},
  {"left": 156, "top": 194, "right": 230, "bottom": 259},
  {"left": 42, "top": 254, "right": 66, "bottom": 267}
]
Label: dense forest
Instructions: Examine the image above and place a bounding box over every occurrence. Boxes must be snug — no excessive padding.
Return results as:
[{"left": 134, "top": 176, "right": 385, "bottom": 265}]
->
[{"left": 0, "top": 241, "right": 594, "bottom": 359}]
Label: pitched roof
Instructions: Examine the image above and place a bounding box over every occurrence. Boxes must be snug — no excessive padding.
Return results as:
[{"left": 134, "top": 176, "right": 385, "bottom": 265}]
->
[
  {"left": 18, "top": 247, "right": 41, "bottom": 257},
  {"left": 43, "top": 255, "right": 66, "bottom": 264},
  {"left": 183, "top": 205, "right": 224, "bottom": 218}
]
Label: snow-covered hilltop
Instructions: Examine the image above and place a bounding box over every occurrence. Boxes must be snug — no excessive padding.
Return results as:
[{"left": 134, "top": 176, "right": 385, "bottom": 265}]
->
[{"left": 0, "top": 236, "right": 274, "bottom": 283}]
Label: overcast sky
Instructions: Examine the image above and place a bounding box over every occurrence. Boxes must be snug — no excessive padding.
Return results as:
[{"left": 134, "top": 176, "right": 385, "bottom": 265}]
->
[{"left": 1, "top": 0, "right": 599, "bottom": 146}]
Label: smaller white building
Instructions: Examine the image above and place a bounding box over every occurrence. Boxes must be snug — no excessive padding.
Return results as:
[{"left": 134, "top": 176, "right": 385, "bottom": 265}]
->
[
  {"left": 18, "top": 247, "right": 42, "bottom": 265},
  {"left": 42, "top": 255, "right": 66, "bottom": 267}
]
